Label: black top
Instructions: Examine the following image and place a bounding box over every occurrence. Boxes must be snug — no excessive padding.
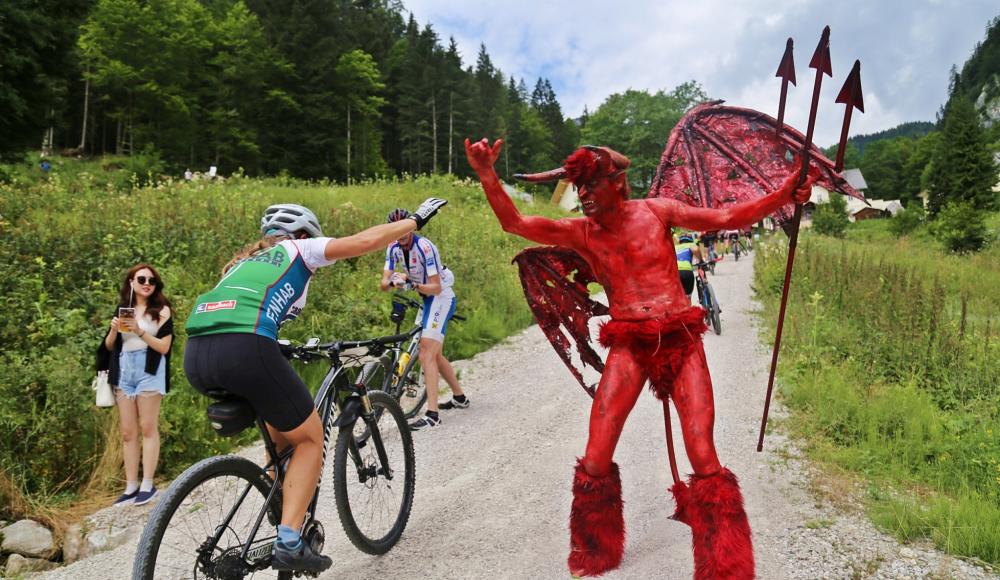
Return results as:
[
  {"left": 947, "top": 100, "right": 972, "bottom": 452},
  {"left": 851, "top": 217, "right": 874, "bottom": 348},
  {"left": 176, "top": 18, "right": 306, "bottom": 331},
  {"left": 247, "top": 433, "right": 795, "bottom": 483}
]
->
[{"left": 96, "top": 306, "right": 175, "bottom": 393}]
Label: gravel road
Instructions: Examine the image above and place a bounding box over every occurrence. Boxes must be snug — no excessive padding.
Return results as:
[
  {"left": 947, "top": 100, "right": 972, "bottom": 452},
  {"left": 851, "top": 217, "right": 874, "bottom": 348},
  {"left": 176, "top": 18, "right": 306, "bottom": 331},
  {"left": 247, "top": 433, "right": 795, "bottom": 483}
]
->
[{"left": 38, "top": 252, "right": 997, "bottom": 580}]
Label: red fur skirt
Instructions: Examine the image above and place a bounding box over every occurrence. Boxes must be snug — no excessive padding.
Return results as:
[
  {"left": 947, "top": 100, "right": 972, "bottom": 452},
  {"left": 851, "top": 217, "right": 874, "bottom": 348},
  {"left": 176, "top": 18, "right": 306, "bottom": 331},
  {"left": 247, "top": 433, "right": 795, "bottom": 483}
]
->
[{"left": 598, "top": 306, "right": 708, "bottom": 400}]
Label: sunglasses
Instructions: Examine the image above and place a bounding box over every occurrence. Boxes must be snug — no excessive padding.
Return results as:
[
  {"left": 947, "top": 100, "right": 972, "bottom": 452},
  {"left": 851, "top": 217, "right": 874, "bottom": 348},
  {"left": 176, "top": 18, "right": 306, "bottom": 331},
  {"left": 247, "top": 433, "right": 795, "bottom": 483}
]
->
[{"left": 134, "top": 275, "right": 158, "bottom": 286}]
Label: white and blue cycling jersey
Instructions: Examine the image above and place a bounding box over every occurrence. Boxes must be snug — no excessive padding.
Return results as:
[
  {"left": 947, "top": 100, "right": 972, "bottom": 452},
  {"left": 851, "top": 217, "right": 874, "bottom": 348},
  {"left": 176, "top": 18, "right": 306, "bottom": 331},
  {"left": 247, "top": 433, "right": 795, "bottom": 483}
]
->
[
  {"left": 384, "top": 235, "right": 454, "bottom": 289},
  {"left": 385, "top": 235, "right": 456, "bottom": 342}
]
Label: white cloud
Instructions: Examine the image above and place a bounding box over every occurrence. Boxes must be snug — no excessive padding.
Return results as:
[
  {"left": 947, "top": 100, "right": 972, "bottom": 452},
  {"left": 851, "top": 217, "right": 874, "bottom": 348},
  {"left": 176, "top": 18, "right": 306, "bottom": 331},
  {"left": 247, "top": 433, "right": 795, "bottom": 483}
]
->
[{"left": 404, "top": 0, "right": 999, "bottom": 145}]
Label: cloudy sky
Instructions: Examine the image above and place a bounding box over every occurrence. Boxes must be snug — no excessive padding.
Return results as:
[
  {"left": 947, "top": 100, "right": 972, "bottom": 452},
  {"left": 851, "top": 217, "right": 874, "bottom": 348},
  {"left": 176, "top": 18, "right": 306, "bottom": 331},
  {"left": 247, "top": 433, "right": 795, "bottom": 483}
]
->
[{"left": 403, "top": 0, "right": 998, "bottom": 148}]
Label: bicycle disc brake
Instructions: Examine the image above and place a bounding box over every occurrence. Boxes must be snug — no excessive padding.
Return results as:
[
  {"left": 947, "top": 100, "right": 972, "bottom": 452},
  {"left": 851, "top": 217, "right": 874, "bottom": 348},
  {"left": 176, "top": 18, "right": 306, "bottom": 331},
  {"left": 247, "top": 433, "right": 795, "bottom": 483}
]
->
[{"left": 196, "top": 540, "right": 249, "bottom": 580}]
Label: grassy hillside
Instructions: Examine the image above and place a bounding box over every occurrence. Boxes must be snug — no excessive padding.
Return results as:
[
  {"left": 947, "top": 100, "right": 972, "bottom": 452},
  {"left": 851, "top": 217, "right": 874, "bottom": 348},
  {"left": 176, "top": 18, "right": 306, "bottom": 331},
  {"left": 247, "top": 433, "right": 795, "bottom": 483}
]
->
[
  {"left": 0, "top": 158, "right": 559, "bottom": 522},
  {"left": 754, "top": 223, "right": 1000, "bottom": 564}
]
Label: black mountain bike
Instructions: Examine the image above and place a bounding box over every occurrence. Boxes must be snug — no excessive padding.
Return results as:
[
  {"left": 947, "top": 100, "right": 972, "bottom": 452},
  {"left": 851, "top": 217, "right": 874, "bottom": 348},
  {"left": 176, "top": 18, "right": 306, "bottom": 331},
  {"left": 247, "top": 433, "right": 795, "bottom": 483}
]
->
[
  {"left": 361, "top": 292, "right": 465, "bottom": 419},
  {"left": 133, "top": 334, "right": 417, "bottom": 580},
  {"left": 695, "top": 261, "right": 722, "bottom": 335}
]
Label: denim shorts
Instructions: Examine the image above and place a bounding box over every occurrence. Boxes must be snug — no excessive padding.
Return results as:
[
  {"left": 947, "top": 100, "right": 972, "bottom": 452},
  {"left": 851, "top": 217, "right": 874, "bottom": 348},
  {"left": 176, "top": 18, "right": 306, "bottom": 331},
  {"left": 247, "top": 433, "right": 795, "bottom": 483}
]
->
[{"left": 117, "top": 348, "right": 166, "bottom": 398}]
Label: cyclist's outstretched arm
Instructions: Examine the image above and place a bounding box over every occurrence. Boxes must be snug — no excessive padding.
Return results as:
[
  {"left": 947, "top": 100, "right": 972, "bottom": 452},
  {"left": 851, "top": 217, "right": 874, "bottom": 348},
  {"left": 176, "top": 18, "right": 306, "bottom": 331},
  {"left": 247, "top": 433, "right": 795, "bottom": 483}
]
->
[
  {"left": 466, "top": 138, "right": 581, "bottom": 247},
  {"left": 326, "top": 221, "right": 415, "bottom": 261},
  {"left": 325, "top": 198, "right": 447, "bottom": 261}
]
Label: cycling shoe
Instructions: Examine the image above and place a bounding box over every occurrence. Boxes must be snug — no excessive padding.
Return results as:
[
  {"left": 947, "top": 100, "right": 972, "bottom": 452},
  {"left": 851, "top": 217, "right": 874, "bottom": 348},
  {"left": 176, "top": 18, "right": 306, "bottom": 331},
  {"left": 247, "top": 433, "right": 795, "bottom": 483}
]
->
[{"left": 271, "top": 539, "right": 332, "bottom": 573}]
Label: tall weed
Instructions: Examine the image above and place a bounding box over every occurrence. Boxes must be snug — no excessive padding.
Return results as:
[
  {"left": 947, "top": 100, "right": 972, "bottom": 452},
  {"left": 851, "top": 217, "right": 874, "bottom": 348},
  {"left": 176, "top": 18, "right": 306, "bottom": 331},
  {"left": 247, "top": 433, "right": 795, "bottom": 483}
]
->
[{"left": 754, "top": 230, "right": 1000, "bottom": 564}]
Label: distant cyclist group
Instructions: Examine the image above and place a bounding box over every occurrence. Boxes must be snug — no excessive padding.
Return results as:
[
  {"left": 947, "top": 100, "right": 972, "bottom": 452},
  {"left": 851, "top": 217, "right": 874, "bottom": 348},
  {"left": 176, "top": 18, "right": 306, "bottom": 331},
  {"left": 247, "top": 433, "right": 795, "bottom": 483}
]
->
[{"left": 674, "top": 228, "right": 758, "bottom": 335}]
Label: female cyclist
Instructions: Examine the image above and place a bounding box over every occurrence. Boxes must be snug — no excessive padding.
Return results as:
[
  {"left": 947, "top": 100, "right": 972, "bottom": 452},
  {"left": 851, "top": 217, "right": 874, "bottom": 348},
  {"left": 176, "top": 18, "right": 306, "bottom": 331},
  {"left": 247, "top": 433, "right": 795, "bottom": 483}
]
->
[{"left": 183, "top": 198, "right": 447, "bottom": 573}]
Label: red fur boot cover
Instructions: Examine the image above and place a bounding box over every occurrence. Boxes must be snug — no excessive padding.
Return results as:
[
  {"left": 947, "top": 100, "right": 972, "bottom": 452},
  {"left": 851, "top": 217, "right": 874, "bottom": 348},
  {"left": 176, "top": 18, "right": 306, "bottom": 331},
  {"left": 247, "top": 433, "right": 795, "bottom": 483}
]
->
[
  {"left": 568, "top": 460, "right": 625, "bottom": 577},
  {"left": 670, "top": 468, "right": 755, "bottom": 580}
]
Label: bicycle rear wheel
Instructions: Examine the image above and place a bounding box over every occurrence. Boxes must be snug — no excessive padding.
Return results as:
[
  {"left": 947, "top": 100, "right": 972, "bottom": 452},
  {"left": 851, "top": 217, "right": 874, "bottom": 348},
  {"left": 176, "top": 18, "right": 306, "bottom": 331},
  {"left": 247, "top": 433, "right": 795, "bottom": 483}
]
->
[
  {"left": 395, "top": 352, "right": 426, "bottom": 419},
  {"left": 133, "top": 455, "right": 289, "bottom": 580},
  {"left": 333, "top": 390, "right": 415, "bottom": 555}
]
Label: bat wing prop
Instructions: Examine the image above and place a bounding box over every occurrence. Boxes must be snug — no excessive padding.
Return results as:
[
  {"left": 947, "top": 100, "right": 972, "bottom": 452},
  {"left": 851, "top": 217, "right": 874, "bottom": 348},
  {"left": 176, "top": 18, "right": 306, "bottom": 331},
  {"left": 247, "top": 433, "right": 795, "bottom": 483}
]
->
[
  {"left": 512, "top": 247, "right": 608, "bottom": 398},
  {"left": 649, "top": 101, "right": 865, "bottom": 228}
]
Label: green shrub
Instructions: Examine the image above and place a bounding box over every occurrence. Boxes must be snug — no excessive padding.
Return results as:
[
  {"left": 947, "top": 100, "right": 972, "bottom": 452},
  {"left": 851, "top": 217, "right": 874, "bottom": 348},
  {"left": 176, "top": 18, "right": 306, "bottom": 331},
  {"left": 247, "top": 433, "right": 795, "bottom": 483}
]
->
[
  {"left": 931, "top": 202, "right": 989, "bottom": 253},
  {"left": 811, "top": 194, "right": 850, "bottom": 237},
  {"left": 117, "top": 144, "right": 166, "bottom": 191},
  {"left": 888, "top": 204, "right": 926, "bottom": 237}
]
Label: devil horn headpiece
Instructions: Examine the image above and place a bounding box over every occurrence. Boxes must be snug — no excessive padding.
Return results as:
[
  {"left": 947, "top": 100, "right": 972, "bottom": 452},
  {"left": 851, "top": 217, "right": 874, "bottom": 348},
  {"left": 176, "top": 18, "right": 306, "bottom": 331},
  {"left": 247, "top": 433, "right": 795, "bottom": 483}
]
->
[{"left": 515, "top": 145, "right": 631, "bottom": 185}]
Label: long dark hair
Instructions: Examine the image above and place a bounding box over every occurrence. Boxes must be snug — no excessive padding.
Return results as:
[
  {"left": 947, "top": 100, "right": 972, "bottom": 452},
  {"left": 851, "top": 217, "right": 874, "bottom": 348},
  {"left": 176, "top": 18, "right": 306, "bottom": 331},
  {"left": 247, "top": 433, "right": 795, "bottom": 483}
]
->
[{"left": 118, "top": 263, "right": 172, "bottom": 322}]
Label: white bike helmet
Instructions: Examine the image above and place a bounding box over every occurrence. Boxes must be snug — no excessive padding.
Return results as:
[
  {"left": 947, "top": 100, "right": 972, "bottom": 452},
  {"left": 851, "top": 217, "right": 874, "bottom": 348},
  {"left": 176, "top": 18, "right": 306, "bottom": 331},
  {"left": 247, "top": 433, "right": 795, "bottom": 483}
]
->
[{"left": 260, "top": 204, "right": 323, "bottom": 238}]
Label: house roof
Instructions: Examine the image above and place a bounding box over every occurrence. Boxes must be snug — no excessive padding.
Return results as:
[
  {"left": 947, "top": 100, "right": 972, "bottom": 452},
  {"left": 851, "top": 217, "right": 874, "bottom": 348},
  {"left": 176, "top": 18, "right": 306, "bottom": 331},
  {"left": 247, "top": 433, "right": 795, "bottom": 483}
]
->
[{"left": 841, "top": 168, "right": 868, "bottom": 190}]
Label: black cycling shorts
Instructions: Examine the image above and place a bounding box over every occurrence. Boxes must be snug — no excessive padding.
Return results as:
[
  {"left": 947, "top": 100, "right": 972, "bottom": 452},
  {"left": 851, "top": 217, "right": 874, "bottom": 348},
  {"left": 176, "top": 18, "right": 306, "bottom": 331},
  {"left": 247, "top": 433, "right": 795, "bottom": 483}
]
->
[
  {"left": 184, "top": 333, "right": 314, "bottom": 432},
  {"left": 679, "top": 270, "right": 695, "bottom": 296}
]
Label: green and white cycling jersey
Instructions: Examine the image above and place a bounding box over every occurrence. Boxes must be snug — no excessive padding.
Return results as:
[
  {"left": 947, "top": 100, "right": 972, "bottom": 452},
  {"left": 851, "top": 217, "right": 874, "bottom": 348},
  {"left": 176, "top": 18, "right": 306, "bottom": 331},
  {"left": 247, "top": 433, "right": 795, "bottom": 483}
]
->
[{"left": 186, "top": 238, "right": 336, "bottom": 340}]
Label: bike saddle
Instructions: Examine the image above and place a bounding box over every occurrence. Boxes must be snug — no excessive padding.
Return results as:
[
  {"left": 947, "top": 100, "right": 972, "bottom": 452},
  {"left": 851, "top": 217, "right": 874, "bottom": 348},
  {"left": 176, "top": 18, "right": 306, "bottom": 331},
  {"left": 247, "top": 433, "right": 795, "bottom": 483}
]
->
[{"left": 205, "top": 394, "right": 255, "bottom": 437}]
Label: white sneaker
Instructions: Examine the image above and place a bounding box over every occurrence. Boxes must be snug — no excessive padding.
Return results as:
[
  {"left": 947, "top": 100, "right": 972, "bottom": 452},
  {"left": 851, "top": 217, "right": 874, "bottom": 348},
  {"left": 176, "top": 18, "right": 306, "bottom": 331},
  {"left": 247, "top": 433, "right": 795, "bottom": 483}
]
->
[
  {"left": 408, "top": 414, "right": 442, "bottom": 431},
  {"left": 439, "top": 397, "right": 470, "bottom": 410}
]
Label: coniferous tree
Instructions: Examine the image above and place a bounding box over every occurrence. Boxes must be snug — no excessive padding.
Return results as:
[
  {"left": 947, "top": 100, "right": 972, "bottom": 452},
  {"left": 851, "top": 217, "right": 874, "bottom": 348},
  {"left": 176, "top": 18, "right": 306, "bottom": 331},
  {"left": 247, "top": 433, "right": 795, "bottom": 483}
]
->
[
  {"left": 531, "top": 78, "right": 573, "bottom": 167},
  {"left": 472, "top": 44, "right": 503, "bottom": 139},
  {"left": 336, "top": 49, "right": 387, "bottom": 181},
  {"left": 439, "top": 37, "right": 471, "bottom": 175},
  {"left": 927, "top": 95, "right": 998, "bottom": 215},
  {"left": 0, "top": 0, "right": 93, "bottom": 162},
  {"left": 14, "top": 0, "right": 587, "bottom": 182}
]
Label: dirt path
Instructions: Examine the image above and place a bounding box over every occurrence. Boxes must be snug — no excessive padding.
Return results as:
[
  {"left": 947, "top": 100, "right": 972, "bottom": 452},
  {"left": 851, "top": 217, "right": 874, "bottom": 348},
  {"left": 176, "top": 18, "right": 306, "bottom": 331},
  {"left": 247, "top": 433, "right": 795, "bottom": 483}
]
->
[{"left": 40, "top": 252, "right": 996, "bottom": 579}]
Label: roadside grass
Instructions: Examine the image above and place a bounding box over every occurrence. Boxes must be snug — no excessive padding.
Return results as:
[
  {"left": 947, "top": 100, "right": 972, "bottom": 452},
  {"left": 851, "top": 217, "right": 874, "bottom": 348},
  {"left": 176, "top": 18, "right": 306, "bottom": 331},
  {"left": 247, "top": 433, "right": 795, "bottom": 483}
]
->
[
  {"left": 0, "top": 158, "right": 561, "bottom": 528},
  {"left": 753, "top": 223, "right": 1000, "bottom": 566}
]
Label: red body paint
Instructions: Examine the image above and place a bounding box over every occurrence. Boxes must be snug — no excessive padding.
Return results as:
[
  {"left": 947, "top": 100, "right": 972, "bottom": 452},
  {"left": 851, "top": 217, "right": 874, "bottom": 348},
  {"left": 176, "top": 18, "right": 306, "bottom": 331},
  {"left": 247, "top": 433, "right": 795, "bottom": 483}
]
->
[{"left": 466, "top": 137, "right": 822, "bottom": 577}]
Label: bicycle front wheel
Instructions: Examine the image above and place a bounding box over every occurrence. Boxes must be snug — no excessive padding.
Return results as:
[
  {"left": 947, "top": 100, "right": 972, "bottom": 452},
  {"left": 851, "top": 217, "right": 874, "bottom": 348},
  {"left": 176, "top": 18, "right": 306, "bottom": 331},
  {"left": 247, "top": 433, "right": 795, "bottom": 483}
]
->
[
  {"left": 333, "top": 390, "right": 416, "bottom": 555},
  {"left": 133, "top": 455, "right": 289, "bottom": 580},
  {"left": 395, "top": 351, "right": 426, "bottom": 419},
  {"left": 706, "top": 284, "right": 722, "bottom": 335}
]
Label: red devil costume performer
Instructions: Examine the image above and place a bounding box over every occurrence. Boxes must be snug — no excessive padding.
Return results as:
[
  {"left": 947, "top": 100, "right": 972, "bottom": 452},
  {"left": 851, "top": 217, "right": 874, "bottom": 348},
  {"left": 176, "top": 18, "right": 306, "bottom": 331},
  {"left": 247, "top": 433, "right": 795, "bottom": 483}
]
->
[{"left": 465, "top": 102, "right": 862, "bottom": 578}]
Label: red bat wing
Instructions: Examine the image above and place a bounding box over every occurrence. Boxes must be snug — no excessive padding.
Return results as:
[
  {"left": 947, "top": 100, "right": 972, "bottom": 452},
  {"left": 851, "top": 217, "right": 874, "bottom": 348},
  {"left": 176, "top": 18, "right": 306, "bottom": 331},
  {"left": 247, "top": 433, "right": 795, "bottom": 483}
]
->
[
  {"left": 649, "top": 101, "right": 865, "bottom": 228},
  {"left": 512, "top": 247, "right": 609, "bottom": 398}
]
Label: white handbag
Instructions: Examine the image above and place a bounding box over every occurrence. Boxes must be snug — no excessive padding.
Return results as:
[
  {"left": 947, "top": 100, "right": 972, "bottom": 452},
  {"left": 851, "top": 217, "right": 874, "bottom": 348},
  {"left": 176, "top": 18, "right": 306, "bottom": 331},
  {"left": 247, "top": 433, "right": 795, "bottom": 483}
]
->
[{"left": 93, "top": 371, "right": 115, "bottom": 407}]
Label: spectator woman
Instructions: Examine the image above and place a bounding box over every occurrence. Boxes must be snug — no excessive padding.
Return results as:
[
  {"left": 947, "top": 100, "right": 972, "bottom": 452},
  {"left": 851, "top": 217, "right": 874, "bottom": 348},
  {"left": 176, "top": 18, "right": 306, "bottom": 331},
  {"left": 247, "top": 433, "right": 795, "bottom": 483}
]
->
[{"left": 98, "top": 263, "right": 174, "bottom": 507}]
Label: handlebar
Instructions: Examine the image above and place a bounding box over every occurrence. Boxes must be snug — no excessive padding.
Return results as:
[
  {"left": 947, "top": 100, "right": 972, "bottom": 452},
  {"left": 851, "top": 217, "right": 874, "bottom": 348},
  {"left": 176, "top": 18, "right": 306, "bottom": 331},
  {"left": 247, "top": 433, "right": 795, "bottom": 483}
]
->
[{"left": 279, "top": 327, "right": 422, "bottom": 362}]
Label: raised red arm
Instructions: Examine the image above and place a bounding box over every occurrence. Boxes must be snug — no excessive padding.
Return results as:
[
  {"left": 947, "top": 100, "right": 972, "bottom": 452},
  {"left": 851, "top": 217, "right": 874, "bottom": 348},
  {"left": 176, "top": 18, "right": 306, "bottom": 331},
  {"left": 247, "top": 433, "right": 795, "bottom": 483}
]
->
[{"left": 465, "top": 138, "right": 582, "bottom": 247}]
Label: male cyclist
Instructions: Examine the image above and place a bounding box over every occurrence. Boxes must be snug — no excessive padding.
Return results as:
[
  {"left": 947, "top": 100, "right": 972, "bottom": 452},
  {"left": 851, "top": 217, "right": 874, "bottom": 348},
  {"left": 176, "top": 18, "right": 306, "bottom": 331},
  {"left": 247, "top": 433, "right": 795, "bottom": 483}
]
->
[
  {"left": 184, "top": 199, "right": 446, "bottom": 573},
  {"left": 723, "top": 228, "right": 742, "bottom": 256},
  {"left": 380, "top": 208, "right": 467, "bottom": 431},
  {"left": 674, "top": 232, "right": 701, "bottom": 302},
  {"left": 699, "top": 229, "right": 719, "bottom": 263}
]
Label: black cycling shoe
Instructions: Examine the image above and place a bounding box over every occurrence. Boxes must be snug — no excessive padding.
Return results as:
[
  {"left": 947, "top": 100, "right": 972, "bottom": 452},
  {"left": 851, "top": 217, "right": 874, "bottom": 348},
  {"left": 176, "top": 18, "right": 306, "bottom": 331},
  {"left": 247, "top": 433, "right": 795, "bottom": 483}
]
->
[{"left": 271, "top": 539, "right": 332, "bottom": 573}]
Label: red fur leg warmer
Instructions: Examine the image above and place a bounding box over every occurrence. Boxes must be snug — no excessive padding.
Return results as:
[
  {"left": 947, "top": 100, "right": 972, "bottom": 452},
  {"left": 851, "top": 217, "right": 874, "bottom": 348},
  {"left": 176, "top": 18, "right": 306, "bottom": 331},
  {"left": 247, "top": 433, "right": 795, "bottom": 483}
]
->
[
  {"left": 568, "top": 460, "right": 625, "bottom": 577},
  {"left": 670, "top": 468, "right": 755, "bottom": 580}
]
